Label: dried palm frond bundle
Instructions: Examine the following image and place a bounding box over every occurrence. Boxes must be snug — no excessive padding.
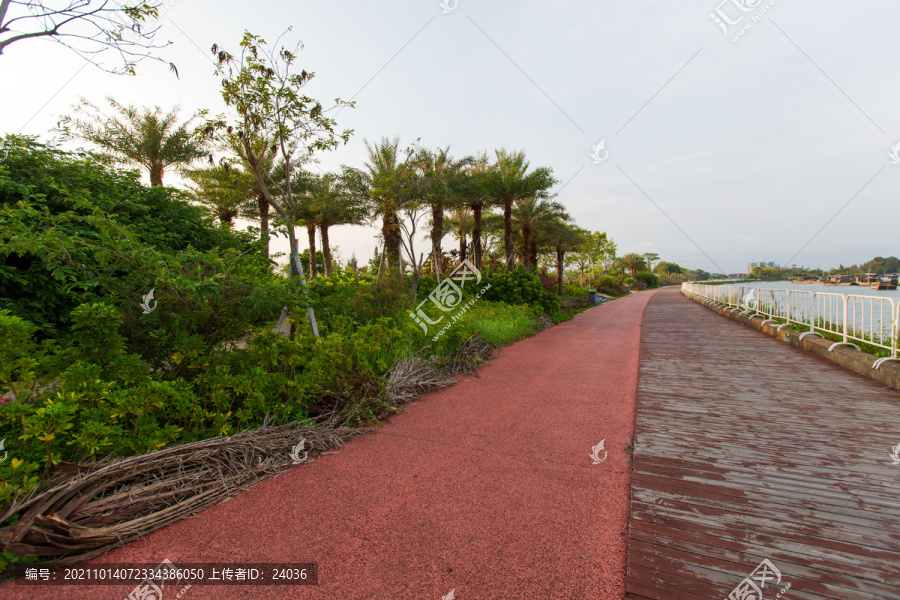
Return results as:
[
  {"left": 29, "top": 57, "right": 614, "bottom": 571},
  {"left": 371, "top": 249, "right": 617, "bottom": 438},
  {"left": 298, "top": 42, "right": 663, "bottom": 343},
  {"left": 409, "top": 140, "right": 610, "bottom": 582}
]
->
[
  {"left": 0, "top": 414, "right": 364, "bottom": 566},
  {"left": 387, "top": 334, "right": 494, "bottom": 405}
]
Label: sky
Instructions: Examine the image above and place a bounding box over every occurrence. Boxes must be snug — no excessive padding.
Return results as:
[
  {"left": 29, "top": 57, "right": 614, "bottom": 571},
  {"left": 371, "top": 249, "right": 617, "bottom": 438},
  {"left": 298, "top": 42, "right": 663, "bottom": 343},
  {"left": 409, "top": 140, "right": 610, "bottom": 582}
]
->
[{"left": 2, "top": 0, "right": 899, "bottom": 274}]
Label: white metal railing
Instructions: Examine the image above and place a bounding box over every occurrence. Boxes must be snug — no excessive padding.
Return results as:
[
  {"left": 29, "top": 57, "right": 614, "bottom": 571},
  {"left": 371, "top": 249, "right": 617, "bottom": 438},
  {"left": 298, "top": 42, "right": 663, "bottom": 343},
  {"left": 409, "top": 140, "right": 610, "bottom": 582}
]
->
[{"left": 682, "top": 283, "right": 900, "bottom": 368}]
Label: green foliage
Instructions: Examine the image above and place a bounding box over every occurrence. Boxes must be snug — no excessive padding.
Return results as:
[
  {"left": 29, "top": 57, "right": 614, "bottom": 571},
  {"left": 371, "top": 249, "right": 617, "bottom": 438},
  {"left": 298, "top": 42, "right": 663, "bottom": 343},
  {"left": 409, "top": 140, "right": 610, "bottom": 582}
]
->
[
  {"left": 562, "top": 283, "right": 588, "bottom": 298},
  {"left": 594, "top": 275, "right": 627, "bottom": 297},
  {"left": 0, "top": 138, "right": 254, "bottom": 336},
  {"left": 634, "top": 271, "right": 659, "bottom": 288},
  {"left": 479, "top": 267, "right": 559, "bottom": 314}
]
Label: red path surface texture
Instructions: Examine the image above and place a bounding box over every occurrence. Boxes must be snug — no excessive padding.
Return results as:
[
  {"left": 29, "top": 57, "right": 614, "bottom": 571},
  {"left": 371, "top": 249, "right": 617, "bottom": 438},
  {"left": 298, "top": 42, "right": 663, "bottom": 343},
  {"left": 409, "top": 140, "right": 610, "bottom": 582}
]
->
[{"left": 5, "top": 291, "right": 654, "bottom": 600}]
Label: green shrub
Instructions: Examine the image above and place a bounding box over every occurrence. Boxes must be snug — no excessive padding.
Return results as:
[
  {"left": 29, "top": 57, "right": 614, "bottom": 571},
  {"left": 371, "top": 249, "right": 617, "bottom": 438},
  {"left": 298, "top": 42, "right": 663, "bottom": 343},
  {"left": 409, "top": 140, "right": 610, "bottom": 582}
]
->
[
  {"left": 480, "top": 267, "right": 559, "bottom": 314},
  {"left": 594, "top": 275, "right": 627, "bottom": 297},
  {"left": 634, "top": 271, "right": 659, "bottom": 288},
  {"left": 562, "top": 283, "right": 588, "bottom": 298}
]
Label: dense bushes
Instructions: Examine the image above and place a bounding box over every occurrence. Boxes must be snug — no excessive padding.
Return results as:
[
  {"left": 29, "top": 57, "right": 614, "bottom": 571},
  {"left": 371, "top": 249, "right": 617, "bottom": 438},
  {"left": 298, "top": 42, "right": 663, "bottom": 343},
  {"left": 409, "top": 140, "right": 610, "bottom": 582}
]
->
[
  {"left": 634, "top": 271, "right": 659, "bottom": 288},
  {"left": 594, "top": 275, "right": 628, "bottom": 297},
  {"left": 479, "top": 267, "right": 560, "bottom": 314},
  {"left": 0, "top": 138, "right": 258, "bottom": 337}
]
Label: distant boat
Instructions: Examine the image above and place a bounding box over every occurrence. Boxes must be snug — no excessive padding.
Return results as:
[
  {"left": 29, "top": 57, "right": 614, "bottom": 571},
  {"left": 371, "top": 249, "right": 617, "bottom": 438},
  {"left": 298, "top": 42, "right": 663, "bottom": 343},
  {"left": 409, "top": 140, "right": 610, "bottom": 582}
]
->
[
  {"left": 871, "top": 275, "right": 898, "bottom": 291},
  {"left": 823, "top": 275, "right": 857, "bottom": 286}
]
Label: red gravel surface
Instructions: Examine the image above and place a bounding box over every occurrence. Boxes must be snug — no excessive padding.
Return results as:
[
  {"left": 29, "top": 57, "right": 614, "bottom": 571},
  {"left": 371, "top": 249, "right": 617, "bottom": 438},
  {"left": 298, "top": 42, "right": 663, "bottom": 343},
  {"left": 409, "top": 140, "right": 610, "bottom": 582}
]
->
[{"left": 4, "top": 291, "right": 654, "bottom": 600}]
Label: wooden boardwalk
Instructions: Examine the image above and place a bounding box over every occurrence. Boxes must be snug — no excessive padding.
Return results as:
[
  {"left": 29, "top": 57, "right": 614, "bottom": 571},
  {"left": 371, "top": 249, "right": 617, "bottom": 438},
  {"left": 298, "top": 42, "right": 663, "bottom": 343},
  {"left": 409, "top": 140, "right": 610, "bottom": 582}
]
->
[{"left": 627, "top": 287, "right": 900, "bottom": 600}]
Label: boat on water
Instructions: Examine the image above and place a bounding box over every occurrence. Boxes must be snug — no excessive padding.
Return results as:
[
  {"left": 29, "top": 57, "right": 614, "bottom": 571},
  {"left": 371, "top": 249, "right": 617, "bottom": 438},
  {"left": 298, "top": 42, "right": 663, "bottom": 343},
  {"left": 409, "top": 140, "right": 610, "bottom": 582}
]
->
[
  {"left": 790, "top": 278, "right": 818, "bottom": 284},
  {"left": 871, "top": 275, "right": 899, "bottom": 291},
  {"left": 823, "top": 275, "right": 858, "bottom": 286}
]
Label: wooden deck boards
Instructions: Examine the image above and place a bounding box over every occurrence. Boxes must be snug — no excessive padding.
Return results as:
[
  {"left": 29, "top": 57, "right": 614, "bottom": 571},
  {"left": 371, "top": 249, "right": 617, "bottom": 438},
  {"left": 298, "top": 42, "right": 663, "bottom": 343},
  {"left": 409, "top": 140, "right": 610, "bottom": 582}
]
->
[{"left": 626, "top": 288, "right": 900, "bottom": 599}]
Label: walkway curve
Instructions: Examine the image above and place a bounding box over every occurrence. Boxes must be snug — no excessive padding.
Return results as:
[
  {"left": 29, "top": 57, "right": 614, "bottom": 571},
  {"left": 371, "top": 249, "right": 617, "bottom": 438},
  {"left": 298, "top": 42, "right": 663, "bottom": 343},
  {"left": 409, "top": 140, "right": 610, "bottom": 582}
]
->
[{"left": 6, "top": 291, "right": 656, "bottom": 600}]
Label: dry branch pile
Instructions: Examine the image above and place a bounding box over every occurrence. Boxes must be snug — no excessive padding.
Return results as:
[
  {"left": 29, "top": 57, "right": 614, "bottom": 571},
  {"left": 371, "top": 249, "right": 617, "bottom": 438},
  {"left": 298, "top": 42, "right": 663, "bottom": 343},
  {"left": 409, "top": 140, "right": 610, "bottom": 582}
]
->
[
  {"left": 387, "top": 334, "right": 494, "bottom": 404},
  {"left": 0, "top": 416, "right": 362, "bottom": 568},
  {"left": 0, "top": 334, "right": 495, "bottom": 569}
]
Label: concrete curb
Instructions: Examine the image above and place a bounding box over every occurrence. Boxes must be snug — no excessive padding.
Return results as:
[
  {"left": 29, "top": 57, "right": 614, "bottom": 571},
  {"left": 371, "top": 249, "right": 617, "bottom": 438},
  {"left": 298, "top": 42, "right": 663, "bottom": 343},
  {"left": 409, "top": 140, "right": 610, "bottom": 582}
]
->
[{"left": 684, "top": 292, "right": 900, "bottom": 391}]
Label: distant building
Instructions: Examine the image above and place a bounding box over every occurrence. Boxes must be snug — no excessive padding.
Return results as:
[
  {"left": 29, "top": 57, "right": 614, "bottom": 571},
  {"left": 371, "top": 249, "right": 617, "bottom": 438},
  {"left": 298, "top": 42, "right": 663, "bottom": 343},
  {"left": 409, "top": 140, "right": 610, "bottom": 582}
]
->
[{"left": 747, "top": 260, "right": 779, "bottom": 273}]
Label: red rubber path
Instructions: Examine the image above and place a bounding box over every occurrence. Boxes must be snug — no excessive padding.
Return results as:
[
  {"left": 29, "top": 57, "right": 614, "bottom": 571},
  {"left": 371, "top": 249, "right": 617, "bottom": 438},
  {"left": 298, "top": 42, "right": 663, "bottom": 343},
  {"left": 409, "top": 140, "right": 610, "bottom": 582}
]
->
[{"left": 6, "top": 291, "right": 655, "bottom": 600}]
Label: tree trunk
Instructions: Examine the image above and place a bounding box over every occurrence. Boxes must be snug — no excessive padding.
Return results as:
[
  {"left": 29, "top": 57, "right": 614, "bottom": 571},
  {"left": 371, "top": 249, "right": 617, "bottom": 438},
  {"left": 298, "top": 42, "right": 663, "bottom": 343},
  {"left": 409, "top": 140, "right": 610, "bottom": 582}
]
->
[
  {"left": 321, "top": 225, "right": 332, "bottom": 276},
  {"left": 306, "top": 224, "right": 318, "bottom": 277},
  {"left": 521, "top": 225, "right": 532, "bottom": 269},
  {"left": 149, "top": 163, "right": 164, "bottom": 187},
  {"left": 557, "top": 246, "right": 565, "bottom": 294},
  {"left": 471, "top": 202, "right": 483, "bottom": 269},
  {"left": 382, "top": 211, "right": 402, "bottom": 271},
  {"left": 529, "top": 242, "right": 538, "bottom": 271},
  {"left": 431, "top": 199, "right": 443, "bottom": 274},
  {"left": 257, "top": 193, "right": 269, "bottom": 257},
  {"left": 503, "top": 198, "right": 514, "bottom": 269},
  {"left": 459, "top": 233, "right": 467, "bottom": 263}
]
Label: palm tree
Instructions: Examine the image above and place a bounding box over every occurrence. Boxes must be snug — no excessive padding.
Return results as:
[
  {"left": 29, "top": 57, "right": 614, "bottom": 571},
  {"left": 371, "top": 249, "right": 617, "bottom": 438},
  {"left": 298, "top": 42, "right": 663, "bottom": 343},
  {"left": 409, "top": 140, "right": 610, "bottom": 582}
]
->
[
  {"left": 456, "top": 151, "right": 494, "bottom": 269},
  {"left": 544, "top": 222, "right": 586, "bottom": 294},
  {"left": 312, "top": 173, "right": 369, "bottom": 276},
  {"left": 642, "top": 252, "right": 660, "bottom": 273},
  {"left": 58, "top": 97, "right": 207, "bottom": 186},
  {"left": 185, "top": 164, "right": 257, "bottom": 225},
  {"left": 343, "top": 138, "right": 416, "bottom": 271},
  {"left": 445, "top": 207, "right": 473, "bottom": 263},
  {"left": 222, "top": 133, "right": 278, "bottom": 256},
  {"left": 513, "top": 196, "right": 569, "bottom": 269},
  {"left": 486, "top": 149, "right": 556, "bottom": 269},
  {"left": 416, "top": 147, "right": 470, "bottom": 274},
  {"left": 621, "top": 253, "right": 647, "bottom": 278}
]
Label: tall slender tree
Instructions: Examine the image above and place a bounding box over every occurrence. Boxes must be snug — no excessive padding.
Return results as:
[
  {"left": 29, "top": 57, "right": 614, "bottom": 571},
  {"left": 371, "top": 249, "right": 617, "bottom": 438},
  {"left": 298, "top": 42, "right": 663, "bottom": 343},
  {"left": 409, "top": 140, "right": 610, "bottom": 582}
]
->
[{"left": 209, "top": 30, "right": 352, "bottom": 276}]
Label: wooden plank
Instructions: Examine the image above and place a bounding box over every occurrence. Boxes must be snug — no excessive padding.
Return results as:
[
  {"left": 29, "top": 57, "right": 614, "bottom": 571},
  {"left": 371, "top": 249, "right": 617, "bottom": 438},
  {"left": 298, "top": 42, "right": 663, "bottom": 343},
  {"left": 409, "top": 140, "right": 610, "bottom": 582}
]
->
[{"left": 626, "top": 288, "right": 900, "bottom": 599}]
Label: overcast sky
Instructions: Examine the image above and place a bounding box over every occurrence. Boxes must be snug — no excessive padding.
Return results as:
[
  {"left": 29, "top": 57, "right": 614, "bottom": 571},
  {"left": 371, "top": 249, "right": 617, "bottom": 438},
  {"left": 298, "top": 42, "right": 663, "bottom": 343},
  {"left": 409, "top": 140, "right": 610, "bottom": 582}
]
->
[{"left": 2, "top": 0, "right": 898, "bottom": 274}]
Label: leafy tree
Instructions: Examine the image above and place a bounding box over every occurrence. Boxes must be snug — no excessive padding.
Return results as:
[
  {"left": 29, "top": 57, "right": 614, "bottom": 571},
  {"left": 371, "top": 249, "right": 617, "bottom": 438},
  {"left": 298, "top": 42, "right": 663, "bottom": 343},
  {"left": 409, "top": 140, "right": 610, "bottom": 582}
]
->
[
  {"left": 0, "top": 1, "right": 171, "bottom": 74},
  {"left": 209, "top": 29, "right": 352, "bottom": 277},
  {"left": 58, "top": 98, "right": 207, "bottom": 186}
]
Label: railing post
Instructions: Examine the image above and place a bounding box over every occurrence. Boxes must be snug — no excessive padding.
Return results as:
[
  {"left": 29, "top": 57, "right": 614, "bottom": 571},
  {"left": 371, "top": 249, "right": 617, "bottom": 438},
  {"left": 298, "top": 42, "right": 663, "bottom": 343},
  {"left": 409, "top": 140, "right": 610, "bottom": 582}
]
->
[{"left": 842, "top": 294, "right": 849, "bottom": 345}]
